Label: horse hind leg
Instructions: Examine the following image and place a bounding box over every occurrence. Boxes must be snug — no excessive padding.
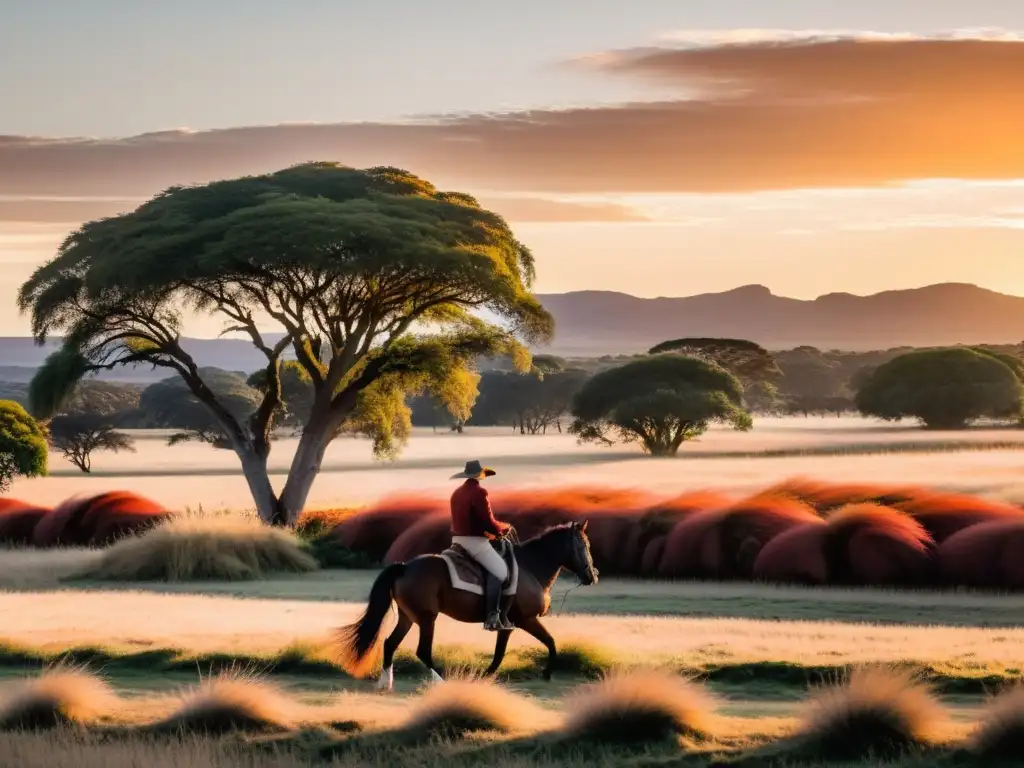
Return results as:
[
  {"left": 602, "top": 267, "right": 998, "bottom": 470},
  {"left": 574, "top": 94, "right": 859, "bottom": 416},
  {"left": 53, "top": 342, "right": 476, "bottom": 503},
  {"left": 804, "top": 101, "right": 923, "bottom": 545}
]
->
[
  {"left": 376, "top": 611, "right": 413, "bottom": 692},
  {"left": 415, "top": 613, "right": 445, "bottom": 683}
]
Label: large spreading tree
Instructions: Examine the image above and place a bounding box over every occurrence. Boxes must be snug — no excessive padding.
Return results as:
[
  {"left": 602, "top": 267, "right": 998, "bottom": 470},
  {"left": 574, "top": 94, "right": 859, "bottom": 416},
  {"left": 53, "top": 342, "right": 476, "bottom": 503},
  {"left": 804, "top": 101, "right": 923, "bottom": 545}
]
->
[
  {"left": 20, "top": 163, "right": 551, "bottom": 524},
  {"left": 569, "top": 355, "right": 752, "bottom": 456}
]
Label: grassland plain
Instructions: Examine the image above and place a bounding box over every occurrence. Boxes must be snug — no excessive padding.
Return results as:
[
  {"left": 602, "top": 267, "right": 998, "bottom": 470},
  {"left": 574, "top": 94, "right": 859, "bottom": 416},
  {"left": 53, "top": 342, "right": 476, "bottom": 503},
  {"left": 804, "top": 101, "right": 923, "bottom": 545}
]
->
[{"left": 12, "top": 418, "right": 1024, "bottom": 512}]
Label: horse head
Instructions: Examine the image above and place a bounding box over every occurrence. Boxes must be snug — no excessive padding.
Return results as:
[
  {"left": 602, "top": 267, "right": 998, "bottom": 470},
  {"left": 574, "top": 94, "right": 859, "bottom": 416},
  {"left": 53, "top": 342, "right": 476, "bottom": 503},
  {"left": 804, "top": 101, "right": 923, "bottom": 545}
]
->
[{"left": 568, "top": 520, "right": 599, "bottom": 585}]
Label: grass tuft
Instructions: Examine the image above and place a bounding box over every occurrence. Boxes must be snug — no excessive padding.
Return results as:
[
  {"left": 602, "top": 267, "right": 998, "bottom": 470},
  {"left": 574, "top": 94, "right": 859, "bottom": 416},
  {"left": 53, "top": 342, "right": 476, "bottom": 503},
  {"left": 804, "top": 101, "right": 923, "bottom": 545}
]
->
[
  {"left": 0, "top": 665, "right": 118, "bottom": 730},
  {"left": 790, "top": 666, "right": 946, "bottom": 761},
  {"left": 149, "top": 672, "right": 298, "bottom": 735},
  {"left": 969, "top": 685, "right": 1024, "bottom": 758},
  {"left": 561, "top": 669, "right": 715, "bottom": 745},
  {"left": 399, "top": 677, "right": 543, "bottom": 742},
  {"left": 85, "top": 515, "right": 319, "bottom": 581}
]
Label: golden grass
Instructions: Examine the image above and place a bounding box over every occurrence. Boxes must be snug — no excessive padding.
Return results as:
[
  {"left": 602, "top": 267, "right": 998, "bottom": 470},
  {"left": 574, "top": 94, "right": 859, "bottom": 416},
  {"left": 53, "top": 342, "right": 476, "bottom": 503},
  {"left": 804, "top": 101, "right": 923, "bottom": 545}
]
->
[
  {"left": 149, "top": 672, "right": 299, "bottom": 735},
  {"left": 0, "top": 665, "right": 119, "bottom": 730},
  {"left": 561, "top": 670, "right": 716, "bottom": 745},
  {"left": 86, "top": 516, "right": 319, "bottom": 581},
  {"left": 400, "top": 677, "right": 546, "bottom": 741},
  {"left": 969, "top": 685, "right": 1024, "bottom": 758},
  {"left": 791, "top": 666, "right": 947, "bottom": 760}
]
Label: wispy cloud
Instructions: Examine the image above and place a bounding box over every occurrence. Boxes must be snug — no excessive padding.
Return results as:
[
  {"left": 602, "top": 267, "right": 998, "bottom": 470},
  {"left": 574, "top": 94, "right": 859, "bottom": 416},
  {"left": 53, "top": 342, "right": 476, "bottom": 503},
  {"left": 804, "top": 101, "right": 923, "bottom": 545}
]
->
[{"left": 2, "top": 32, "right": 1024, "bottom": 199}]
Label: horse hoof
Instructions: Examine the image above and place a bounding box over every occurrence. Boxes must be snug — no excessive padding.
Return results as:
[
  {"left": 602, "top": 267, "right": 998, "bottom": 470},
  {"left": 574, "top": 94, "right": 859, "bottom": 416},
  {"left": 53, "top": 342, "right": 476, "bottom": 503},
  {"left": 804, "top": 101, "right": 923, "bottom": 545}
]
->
[{"left": 375, "top": 665, "right": 394, "bottom": 692}]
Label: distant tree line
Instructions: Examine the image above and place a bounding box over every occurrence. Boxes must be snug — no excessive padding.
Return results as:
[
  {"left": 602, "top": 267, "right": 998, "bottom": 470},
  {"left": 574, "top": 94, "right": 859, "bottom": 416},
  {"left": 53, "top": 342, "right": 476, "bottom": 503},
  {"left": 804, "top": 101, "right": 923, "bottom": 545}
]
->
[{"left": 4, "top": 339, "right": 1023, "bottom": 472}]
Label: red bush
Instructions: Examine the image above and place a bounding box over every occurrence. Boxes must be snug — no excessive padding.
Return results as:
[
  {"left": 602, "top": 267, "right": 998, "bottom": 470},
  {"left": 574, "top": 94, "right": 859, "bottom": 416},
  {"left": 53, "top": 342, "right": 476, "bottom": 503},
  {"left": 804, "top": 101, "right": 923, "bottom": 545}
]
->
[
  {"left": 329, "top": 495, "right": 446, "bottom": 561},
  {"left": 895, "top": 493, "right": 1024, "bottom": 543},
  {"left": 752, "top": 521, "right": 828, "bottom": 585},
  {"left": 80, "top": 492, "right": 170, "bottom": 546},
  {"left": 936, "top": 519, "right": 1024, "bottom": 590},
  {"left": 638, "top": 535, "right": 668, "bottom": 577},
  {"left": 493, "top": 487, "right": 655, "bottom": 575},
  {"left": 32, "top": 492, "right": 169, "bottom": 547},
  {"left": 32, "top": 497, "right": 92, "bottom": 547},
  {"left": 822, "top": 503, "right": 934, "bottom": 586},
  {"left": 623, "top": 491, "right": 730, "bottom": 576},
  {"left": 383, "top": 513, "right": 451, "bottom": 563},
  {"left": 762, "top": 478, "right": 925, "bottom": 514},
  {"left": 0, "top": 500, "right": 51, "bottom": 546},
  {"left": 659, "top": 495, "right": 818, "bottom": 579}
]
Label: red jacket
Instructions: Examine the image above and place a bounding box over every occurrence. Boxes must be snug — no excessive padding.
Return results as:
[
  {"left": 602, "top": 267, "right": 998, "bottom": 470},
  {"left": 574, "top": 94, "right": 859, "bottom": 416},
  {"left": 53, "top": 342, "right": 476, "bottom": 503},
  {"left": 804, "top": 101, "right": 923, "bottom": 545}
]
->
[{"left": 451, "top": 479, "right": 510, "bottom": 538}]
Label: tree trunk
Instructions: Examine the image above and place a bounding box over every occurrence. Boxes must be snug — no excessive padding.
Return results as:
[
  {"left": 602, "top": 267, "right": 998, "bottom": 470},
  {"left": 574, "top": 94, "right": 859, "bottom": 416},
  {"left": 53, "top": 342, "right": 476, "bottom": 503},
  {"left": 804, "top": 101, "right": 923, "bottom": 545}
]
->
[
  {"left": 239, "top": 449, "right": 287, "bottom": 526},
  {"left": 278, "top": 422, "right": 332, "bottom": 526}
]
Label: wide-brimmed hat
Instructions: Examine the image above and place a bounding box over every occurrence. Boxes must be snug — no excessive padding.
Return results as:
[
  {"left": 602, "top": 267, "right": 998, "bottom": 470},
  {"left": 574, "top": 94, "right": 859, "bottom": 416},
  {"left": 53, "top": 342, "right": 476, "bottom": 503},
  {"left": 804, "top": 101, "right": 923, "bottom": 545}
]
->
[{"left": 450, "top": 460, "right": 496, "bottom": 480}]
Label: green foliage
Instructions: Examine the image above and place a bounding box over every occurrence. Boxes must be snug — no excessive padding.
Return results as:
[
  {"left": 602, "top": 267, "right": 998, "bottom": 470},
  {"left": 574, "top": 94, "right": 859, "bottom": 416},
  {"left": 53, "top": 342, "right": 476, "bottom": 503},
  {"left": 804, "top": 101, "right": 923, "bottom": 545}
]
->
[
  {"left": 47, "top": 413, "right": 135, "bottom": 473},
  {"left": 570, "top": 355, "right": 752, "bottom": 456},
  {"left": 27, "top": 348, "right": 91, "bottom": 419},
  {"left": 0, "top": 400, "right": 47, "bottom": 492},
  {"left": 649, "top": 337, "right": 780, "bottom": 409},
  {"left": 855, "top": 348, "right": 1024, "bottom": 429}
]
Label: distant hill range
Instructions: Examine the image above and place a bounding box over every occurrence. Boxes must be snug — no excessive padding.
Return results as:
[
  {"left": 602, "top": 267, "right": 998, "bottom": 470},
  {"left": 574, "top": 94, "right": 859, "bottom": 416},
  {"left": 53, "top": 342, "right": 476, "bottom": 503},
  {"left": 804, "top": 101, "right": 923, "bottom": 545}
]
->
[
  {"left": 535, "top": 283, "right": 1024, "bottom": 355},
  {"left": 1, "top": 283, "right": 1021, "bottom": 381}
]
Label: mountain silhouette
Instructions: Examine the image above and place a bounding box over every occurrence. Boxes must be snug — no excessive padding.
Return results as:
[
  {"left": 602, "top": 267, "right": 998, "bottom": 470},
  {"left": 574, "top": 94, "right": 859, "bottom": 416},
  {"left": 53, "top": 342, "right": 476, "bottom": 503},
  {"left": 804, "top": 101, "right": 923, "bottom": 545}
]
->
[
  {"left": 2, "top": 283, "right": 1021, "bottom": 381},
  {"left": 535, "top": 283, "right": 1024, "bottom": 355}
]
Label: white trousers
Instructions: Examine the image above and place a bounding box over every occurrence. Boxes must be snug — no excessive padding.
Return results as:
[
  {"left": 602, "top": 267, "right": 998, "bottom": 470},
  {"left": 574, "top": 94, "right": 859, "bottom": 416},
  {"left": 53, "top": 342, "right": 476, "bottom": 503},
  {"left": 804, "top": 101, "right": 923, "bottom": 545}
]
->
[{"left": 452, "top": 536, "right": 508, "bottom": 581}]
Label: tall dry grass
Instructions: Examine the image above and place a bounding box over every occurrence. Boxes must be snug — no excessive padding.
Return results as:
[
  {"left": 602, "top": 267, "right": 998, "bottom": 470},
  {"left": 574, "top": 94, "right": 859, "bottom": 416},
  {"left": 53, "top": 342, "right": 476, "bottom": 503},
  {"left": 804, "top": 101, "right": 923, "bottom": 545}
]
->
[
  {"left": 149, "top": 672, "right": 299, "bottom": 735},
  {"left": 561, "top": 670, "right": 716, "bottom": 745},
  {"left": 0, "top": 666, "right": 119, "bottom": 730},
  {"left": 399, "top": 677, "right": 545, "bottom": 741},
  {"left": 87, "top": 515, "right": 318, "bottom": 581},
  {"left": 790, "top": 667, "right": 947, "bottom": 760},
  {"left": 969, "top": 685, "right": 1024, "bottom": 758}
]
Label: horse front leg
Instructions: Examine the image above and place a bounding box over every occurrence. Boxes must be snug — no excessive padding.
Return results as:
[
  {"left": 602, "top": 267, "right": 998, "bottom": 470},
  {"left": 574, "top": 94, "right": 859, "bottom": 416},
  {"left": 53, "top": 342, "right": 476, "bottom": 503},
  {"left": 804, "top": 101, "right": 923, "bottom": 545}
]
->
[
  {"left": 484, "top": 629, "right": 513, "bottom": 677},
  {"left": 518, "top": 616, "right": 557, "bottom": 681},
  {"left": 376, "top": 611, "right": 412, "bottom": 692}
]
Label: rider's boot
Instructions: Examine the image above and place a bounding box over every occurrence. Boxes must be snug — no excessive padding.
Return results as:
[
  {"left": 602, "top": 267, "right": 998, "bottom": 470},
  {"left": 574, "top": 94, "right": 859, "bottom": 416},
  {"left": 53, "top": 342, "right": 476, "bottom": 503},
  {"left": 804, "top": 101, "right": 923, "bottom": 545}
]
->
[
  {"left": 483, "top": 572, "right": 503, "bottom": 631},
  {"left": 497, "top": 591, "right": 515, "bottom": 631}
]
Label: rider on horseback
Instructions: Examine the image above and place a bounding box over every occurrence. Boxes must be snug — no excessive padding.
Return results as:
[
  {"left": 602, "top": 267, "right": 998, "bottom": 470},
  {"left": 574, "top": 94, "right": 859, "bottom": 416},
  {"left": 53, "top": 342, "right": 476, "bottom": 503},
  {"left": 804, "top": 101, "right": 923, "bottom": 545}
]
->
[{"left": 450, "top": 460, "right": 515, "bottom": 631}]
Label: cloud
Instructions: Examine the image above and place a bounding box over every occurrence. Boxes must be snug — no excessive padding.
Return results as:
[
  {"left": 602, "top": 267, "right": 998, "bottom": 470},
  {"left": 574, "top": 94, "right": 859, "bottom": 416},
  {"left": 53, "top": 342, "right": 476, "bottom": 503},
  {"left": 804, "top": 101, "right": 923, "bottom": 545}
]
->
[{"left": 2, "top": 32, "right": 1024, "bottom": 197}]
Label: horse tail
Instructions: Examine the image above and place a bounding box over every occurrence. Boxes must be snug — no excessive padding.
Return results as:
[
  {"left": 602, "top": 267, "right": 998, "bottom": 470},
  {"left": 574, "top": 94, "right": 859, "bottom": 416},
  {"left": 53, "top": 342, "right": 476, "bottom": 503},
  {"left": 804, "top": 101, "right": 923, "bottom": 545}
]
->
[{"left": 333, "top": 563, "right": 406, "bottom": 678}]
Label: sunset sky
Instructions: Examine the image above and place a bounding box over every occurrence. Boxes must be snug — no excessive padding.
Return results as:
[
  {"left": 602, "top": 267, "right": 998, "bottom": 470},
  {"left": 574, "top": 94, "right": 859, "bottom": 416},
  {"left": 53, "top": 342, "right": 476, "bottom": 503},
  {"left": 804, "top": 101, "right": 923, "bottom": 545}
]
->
[{"left": 4, "top": 0, "right": 1024, "bottom": 336}]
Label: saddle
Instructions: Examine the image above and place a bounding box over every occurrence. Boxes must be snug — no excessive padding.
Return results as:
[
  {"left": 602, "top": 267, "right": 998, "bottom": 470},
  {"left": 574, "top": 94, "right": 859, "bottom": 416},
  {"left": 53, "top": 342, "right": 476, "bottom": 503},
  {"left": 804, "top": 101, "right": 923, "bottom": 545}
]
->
[{"left": 440, "top": 539, "right": 519, "bottom": 597}]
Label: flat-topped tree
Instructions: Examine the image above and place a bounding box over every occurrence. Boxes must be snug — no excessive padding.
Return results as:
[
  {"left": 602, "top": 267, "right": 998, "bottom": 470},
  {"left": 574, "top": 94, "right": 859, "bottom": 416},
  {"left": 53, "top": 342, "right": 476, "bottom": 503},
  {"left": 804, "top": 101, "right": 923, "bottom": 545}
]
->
[
  {"left": 570, "top": 355, "right": 752, "bottom": 456},
  {"left": 19, "top": 163, "right": 551, "bottom": 524}
]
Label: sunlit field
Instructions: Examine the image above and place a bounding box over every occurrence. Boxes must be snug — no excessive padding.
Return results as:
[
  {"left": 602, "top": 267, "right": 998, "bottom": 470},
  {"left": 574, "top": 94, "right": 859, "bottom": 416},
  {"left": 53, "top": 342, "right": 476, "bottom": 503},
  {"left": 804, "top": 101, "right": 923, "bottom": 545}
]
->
[
  {"left": 12, "top": 416, "right": 1024, "bottom": 510},
  {"left": 4, "top": 417, "right": 1024, "bottom": 766}
]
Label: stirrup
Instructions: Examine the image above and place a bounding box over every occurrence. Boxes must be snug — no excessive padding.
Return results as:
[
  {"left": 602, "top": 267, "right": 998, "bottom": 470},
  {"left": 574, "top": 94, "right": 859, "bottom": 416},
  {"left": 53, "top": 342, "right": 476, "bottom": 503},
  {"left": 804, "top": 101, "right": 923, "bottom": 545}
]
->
[{"left": 483, "top": 612, "right": 503, "bottom": 632}]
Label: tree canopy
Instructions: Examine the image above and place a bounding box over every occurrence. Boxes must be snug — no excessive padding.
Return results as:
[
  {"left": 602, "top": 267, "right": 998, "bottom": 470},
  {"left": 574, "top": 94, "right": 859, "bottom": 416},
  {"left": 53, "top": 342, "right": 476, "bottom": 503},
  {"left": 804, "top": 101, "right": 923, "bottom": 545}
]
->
[
  {"left": 854, "top": 348, "right": 1023, "bottom": 429},
  {"left": 569, "top": 355, "right": 752, "bottom": 456},
  {"left": 0, "top": 400, "right": 47, "bottom": 493},
  {"left": 649, "top": 337, "right": 780, "bottom": 410},
  {"left": 20, "top": 163, "right": 551, "bottom": 523}
]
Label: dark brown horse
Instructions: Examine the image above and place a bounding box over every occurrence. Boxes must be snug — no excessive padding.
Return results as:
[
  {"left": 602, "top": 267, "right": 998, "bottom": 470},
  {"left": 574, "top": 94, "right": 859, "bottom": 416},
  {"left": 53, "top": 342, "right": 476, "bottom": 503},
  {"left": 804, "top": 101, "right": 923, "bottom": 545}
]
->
[{"left": 335, "top": 521, "right": 598, "bottom": 690}]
